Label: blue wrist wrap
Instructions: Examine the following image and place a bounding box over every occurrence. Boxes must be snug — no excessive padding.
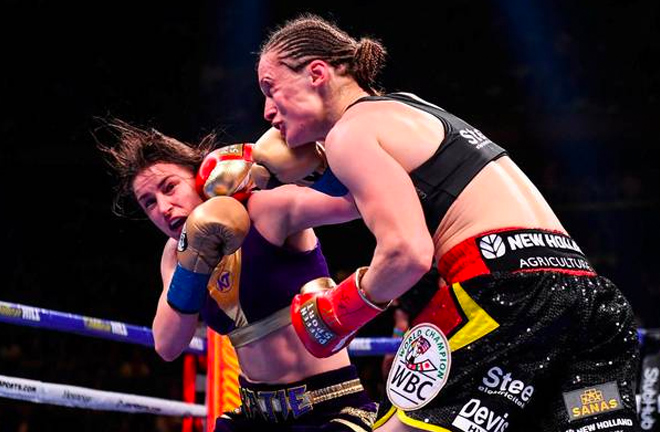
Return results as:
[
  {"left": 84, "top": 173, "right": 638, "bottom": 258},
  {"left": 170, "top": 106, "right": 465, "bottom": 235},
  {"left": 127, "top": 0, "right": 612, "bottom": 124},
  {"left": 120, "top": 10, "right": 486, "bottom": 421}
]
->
[
  {"left": 167, "top": 263, "right": 210, "bottom": 314},
  {"left": 310, "top": 167, "right": 349, "bottom": 197}
]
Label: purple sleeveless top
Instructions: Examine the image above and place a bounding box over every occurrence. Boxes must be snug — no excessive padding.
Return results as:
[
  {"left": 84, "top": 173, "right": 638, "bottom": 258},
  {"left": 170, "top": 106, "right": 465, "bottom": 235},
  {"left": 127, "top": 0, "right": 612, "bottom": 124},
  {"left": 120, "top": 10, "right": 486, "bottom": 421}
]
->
[{"left": 200, "top": 224, "right": 330, "bottom": 335}]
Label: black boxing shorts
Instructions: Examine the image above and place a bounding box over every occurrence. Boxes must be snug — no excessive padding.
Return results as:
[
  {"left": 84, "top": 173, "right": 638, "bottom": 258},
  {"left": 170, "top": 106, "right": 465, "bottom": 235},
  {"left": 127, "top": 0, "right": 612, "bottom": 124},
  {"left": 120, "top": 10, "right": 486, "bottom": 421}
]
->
[
  {"left": 215, "top": 365, "right": 377, "bottom": 432},
  {"left": 376, "top": 228, "right": 641, "bottom": 432}
]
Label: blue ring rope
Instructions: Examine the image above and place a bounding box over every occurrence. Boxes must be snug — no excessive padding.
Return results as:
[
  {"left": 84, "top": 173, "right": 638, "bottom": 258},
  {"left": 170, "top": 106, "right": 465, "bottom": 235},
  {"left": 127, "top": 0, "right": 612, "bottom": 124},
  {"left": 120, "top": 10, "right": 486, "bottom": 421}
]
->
[
  {"left": 1, "top": 300, "right": 653, "bottom": 356},
  {"left": 0, "top": 301, "right": 205, "bottom": 354}
]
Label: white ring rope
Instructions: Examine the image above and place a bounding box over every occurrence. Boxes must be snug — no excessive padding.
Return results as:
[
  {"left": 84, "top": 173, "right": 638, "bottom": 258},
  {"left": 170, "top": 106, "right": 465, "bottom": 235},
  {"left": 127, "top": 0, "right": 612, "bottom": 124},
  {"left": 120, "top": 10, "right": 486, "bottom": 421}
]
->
[{"left": 0, "top": 374, "right": 206, "bottom": 417}]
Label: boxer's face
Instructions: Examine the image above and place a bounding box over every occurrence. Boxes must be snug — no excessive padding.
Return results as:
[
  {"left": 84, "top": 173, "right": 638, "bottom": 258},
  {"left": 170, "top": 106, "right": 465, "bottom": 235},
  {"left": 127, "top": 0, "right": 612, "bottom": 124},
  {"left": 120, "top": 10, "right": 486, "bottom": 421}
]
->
[
  {"left": 133, "top": 163, "right": 203, "bottom": 239},
  {"left": 258, "top": 52, "right": 325, "bottom": 148}
]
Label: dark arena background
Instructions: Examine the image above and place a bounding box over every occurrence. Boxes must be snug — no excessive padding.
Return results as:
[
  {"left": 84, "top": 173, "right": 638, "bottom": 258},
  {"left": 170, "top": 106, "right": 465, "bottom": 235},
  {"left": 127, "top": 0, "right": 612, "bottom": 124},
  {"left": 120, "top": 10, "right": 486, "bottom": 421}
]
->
[{"left": 1, "top": 1, "right": 659, "bottom": 431}]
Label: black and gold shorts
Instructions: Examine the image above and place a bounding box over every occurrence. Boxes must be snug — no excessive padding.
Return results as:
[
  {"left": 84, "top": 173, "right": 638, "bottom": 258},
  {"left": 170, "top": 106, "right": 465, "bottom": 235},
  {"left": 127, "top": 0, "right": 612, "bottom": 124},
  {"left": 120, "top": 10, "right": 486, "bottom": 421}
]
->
[
  {"left": 215, "top": 365, "right": 377, "bottom": 432},
  {"left": 377, "top": 228, "right": 641, "bottom": 432}
]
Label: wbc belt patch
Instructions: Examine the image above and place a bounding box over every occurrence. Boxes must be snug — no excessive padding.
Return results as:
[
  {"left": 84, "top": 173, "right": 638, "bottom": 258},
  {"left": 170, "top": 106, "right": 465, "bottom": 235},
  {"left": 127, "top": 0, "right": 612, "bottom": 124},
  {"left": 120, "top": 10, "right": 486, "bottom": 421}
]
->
[{"left": 387, "top": 323, "right": 451, "bottom": 410}]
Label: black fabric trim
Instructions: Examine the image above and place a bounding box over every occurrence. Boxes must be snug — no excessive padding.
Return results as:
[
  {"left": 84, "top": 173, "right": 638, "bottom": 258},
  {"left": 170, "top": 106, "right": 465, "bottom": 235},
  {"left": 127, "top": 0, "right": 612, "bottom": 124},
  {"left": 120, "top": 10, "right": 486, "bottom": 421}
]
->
[{"left": 346, "top": 93, "right": 507, "bottom": 234}]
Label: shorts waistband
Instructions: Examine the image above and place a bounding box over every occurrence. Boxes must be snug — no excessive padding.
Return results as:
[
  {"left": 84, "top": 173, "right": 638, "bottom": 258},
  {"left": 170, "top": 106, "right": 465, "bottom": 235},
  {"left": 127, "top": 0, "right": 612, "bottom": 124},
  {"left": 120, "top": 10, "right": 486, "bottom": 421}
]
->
[
  {"left": 438, "top": 227, "right": 597, "bottom": 284},
  {"left": 238, "top": 365, "right": 363, "bottom": 423}
]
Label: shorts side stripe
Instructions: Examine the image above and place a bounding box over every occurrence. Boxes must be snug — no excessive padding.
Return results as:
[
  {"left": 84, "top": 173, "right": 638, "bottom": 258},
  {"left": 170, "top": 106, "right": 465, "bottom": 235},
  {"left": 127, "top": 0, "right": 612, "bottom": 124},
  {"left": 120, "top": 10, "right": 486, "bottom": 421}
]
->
[
  {"left": 448, "top": 282, "right": 499, "bottom": 352},
  {"left": 397, "top": 409, "right": 453, "bottom": 432},
  {"left": 373, "top": 405, "right": 397, "bottom": 429}
]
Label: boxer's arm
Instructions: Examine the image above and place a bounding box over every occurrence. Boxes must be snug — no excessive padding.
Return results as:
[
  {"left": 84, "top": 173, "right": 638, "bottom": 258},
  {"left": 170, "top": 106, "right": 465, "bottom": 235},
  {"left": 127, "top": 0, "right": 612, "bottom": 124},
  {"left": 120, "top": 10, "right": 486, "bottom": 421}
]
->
[
  {"left": 167, "top": 196, "right": 250, "bottom": 314},
  {"left": 152, "top": 239, "right": 199, "bottom": 362},
  {"left": 288, "top": 120, "right": 434, "bottom": 358},
  {"left": 247, "top": 185, "right": 360, "bottom": 246},
  {"left": 326, "top": 117, "right": 434, "bottom": 304},
  {"left": 154, "top": 197, "right": 250, "bottom": 361}
]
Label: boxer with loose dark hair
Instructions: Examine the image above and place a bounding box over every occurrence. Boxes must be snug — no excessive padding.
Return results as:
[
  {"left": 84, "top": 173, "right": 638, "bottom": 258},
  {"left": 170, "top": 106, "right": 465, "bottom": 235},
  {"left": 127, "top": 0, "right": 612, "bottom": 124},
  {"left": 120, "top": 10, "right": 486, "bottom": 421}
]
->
[
  {"left": 99, "top": 119, "right": 377, "bottom": 431},
  {"left": 98, "top": 118, "right": 214, "bottom": 217}
]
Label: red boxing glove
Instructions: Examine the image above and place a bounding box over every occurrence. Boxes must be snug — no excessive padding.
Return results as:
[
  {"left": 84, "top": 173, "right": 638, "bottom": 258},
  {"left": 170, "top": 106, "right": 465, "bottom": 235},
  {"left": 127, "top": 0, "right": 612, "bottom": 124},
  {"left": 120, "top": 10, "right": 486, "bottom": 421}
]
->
[
  {"left": 291, "top": 267, "right": 389, "bottom": 358},
  {"left": 196, "top": 144, "right": 254, "bottom": 202}
]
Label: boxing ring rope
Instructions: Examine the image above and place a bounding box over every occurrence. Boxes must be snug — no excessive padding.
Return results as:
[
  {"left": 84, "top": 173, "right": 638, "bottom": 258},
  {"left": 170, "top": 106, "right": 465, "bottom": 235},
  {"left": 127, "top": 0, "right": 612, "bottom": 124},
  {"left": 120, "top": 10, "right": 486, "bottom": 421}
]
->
[
  {"left": 0, "top": 300, "right": 206, "bottom": 355},
  {"left": 0, "top": 373, "right": 206, "bottom": 416},
  {"left": 3, "top": 299, "right": 658, "bottom": 430},
  {"left": 0, "top": 300, "right": 400, "bottom": 425},
  {"left": 0, "top": 300, "right": 401, "bottom": 357}
]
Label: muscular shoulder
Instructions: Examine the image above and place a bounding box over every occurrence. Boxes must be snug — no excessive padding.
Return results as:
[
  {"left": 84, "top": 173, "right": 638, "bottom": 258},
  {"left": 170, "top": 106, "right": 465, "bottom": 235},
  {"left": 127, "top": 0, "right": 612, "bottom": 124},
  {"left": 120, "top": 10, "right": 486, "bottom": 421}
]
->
[
  {"left": 329, "top": 98, "right": 444, "bottom": 173},
  {"left": 330, "top": 102, "right": 382, "bottom": 143},
  {"left": 334, "top": 98, "right": 442, "bottom": 140},
  {"left": 326, "top": 99, "right": 408, "bottom": 162}
]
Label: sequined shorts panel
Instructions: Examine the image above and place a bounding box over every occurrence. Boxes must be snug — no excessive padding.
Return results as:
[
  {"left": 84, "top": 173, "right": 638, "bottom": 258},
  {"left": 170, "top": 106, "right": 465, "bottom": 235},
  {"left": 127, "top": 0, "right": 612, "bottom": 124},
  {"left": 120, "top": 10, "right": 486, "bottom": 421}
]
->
[{"left": 377, "top": 272, "right": 641, "bottom": 431}]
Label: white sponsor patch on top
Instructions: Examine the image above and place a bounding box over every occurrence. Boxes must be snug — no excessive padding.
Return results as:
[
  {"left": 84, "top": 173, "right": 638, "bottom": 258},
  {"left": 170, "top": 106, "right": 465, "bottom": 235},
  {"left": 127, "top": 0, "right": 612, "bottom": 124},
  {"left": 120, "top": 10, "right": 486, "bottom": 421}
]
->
[{"left": 386, "top": 323, "right": 451, "bottom": 410}]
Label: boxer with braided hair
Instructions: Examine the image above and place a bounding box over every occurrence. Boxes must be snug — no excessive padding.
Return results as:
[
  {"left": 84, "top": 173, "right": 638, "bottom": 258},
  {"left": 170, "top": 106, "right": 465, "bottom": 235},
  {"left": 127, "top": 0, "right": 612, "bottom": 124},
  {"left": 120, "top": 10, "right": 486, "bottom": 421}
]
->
[
  {"left": 99, "top": 119, "right": 377, "bottom": 431},
  {"left": 256, "top": 14, "right": 641, "bottom": 432}
]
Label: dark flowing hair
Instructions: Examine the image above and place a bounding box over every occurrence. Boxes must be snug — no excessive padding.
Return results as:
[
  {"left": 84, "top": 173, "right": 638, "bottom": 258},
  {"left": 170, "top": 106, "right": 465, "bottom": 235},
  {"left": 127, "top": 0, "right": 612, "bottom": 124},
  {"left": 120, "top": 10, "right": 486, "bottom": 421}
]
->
[{"left": 95, "top": 118, "right": 216, "bottom": 217}]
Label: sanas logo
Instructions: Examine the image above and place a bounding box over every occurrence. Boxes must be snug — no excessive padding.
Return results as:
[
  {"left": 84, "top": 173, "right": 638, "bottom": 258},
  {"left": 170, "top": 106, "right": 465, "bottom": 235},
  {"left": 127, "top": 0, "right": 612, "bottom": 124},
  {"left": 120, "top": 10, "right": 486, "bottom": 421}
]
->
[{"left": 562, "top": 382, "right": 623, "bottom": 422}]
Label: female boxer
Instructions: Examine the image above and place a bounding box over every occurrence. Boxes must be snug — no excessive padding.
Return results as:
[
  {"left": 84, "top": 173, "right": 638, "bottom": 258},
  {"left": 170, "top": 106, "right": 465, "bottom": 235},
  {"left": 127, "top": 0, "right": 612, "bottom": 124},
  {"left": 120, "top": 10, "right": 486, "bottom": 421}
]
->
[{"left": 100, "top": 119, "right": 376, "bottom": 431}]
